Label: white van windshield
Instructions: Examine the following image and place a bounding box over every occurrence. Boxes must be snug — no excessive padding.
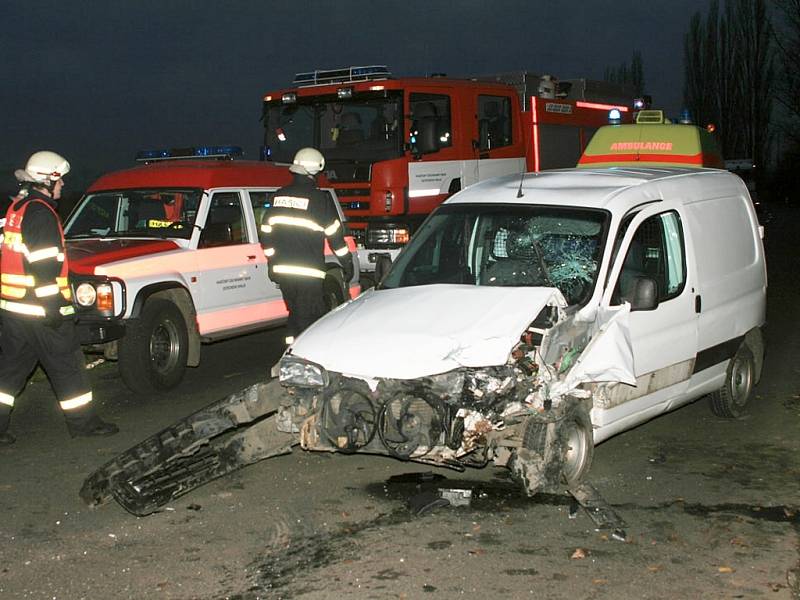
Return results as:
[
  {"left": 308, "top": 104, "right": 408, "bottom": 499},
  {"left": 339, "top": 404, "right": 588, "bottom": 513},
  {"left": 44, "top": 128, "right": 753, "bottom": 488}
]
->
[{"left": 381, "top": 204, "right": 609, "bottom": 305}]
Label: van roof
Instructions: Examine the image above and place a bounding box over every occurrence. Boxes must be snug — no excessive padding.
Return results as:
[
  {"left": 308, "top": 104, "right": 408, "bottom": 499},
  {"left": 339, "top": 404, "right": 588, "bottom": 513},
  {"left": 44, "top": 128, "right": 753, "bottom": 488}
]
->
[{"left": 447, "top": 167, "right": 743, "bottom": 214}]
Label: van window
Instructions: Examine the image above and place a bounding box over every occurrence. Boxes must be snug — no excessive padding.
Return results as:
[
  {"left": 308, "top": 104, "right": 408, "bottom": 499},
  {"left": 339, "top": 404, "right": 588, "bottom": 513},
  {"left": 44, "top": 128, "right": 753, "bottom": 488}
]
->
[
  {"left": 614, "top": 211, "right": 686, "bottom": 304},
  {"left": 478, "top": 95, "right": 512, "bottom": 151}
]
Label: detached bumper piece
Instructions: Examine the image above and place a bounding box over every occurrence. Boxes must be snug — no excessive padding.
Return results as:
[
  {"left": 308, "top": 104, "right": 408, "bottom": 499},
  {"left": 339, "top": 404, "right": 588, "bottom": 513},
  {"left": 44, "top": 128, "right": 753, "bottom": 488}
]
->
[{"left": 80, "top": 380, "right": 296, "bottom": 516}]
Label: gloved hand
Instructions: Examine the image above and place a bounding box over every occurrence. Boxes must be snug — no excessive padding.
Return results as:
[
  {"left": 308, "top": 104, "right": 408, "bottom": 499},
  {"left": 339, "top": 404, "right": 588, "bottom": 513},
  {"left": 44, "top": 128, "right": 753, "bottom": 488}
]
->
[
  {"left": 341, "top": 254, "right": 355, "bottom": 283},
  {"left": 41, "top": 312, "right": 63, "bottom": 329}
]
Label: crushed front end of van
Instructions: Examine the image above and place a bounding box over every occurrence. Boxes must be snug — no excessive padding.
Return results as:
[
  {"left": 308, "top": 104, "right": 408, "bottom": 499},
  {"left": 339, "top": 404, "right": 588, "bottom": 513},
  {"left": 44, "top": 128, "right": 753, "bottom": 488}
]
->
[{"left": 278, "top": 287, "right": 636, "bottom": 497}]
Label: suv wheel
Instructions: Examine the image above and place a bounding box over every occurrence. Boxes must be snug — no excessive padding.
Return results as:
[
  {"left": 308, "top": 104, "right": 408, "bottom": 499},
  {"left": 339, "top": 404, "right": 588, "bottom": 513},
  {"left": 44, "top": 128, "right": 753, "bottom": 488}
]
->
[{"left": 118, "top": 299, "right": 188, "bottom": 393}]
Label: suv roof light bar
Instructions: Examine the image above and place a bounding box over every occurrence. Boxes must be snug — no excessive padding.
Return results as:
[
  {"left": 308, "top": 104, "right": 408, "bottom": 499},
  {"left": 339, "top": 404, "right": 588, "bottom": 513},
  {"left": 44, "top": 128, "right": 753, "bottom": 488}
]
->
[
  {"left": 136, "top": 145, "right": 243, "bottom": 163},
  {"left": 293, "top": 65, "right": 391, "bottom": 87}
]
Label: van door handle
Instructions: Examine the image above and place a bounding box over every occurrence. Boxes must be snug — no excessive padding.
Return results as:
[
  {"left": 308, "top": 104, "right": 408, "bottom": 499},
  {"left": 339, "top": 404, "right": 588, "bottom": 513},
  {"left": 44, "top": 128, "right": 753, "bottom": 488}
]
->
[
  {"left": 695, "top": 295, "right": 702, "bottom": 313},
  {"left": 247, "top": 255, "right": 257, "bottom": 260}
]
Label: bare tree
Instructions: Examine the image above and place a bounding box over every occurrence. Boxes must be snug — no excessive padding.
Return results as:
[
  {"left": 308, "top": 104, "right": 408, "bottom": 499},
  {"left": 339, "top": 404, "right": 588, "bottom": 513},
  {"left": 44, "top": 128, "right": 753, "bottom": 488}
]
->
[
  {"left": 604, "top": 51, "right": 646, "bottom": 96},
  {"left": 682, "top": 0, "right": 775, "bottom": 166},
  {"left": 774, "top": 0, "right": 800, "bottom": 145}
]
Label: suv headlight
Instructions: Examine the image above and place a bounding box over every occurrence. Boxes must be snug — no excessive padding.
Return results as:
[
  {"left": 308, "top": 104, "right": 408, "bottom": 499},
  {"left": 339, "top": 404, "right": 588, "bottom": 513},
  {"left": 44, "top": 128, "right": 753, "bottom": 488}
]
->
[
  {"left": 75, "top": 282, "right": 97, "bottom": 307},
  {"left": 279, "top": 356, "right": 329, "bottom": 388},
  {"left": 74, "top": 281, "right": 115, "bottom": 312}
]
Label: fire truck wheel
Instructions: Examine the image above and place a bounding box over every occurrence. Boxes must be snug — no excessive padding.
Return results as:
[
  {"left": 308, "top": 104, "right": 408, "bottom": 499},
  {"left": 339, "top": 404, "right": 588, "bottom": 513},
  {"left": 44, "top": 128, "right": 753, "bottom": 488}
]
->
[
  {"left": 118, "top": 299, "right": 188, "bottom": 393},
  {"left": 323, "top": 271, "right": 346, "bottom": 312}
]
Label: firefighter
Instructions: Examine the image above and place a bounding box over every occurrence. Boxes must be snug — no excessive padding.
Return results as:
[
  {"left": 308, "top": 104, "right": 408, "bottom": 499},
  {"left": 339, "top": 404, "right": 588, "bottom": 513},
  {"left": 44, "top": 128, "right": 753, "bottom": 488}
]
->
[
  {"left": 0, "top": 151, "right": 119, "bottom": 445},
  {"left": 259, "top": 147, "right": 354, "bottom": 345}
]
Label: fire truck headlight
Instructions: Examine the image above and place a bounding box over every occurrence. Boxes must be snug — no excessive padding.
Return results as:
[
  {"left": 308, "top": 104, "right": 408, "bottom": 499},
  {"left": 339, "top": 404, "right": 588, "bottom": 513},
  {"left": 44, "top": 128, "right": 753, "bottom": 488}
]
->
[
  {"left": 75, "top": 283, "right": 97, "bottom": 307},
  {"left": 96, "top": 283, "right": 114, "bottom": 312}
]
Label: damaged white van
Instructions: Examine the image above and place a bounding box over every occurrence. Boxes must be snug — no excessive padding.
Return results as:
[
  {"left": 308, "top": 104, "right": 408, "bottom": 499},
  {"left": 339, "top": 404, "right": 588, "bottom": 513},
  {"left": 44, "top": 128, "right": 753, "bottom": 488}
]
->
[{"left": 276, "top": 166, "right": 766, "bottom": 495}]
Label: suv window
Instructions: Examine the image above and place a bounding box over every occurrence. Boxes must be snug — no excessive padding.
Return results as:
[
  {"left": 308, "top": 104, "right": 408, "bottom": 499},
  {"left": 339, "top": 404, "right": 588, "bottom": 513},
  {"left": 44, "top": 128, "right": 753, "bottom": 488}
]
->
[
  {"left": 614, "top": 211, "right": 686, "bottom": 304},
  {"left": 199, "top": 192, "right": 246, "bottom": 248},
  {"left": 478, "top": 95, "right": 512, "bottom": 151}
]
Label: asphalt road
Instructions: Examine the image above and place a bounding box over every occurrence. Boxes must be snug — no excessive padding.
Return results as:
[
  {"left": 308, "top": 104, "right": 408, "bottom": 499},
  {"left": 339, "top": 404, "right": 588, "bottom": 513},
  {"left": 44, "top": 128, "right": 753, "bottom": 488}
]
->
[{"left": 0, "top": 204, "right": 798, "bottom": 600}]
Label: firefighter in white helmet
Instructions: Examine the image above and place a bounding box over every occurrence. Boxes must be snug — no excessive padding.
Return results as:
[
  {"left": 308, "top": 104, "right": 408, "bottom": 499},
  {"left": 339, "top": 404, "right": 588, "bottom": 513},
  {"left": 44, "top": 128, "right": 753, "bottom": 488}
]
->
[
  {"left": 259, "top": 148, "right": 354, "bottom": 345},
  {"left": 0, "top": 151, "right": 119, "bottom": 445}
]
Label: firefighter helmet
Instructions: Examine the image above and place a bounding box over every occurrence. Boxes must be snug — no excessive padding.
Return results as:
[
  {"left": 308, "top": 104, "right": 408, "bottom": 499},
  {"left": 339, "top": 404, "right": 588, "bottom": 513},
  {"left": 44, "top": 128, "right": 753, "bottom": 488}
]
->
[
  {"left": 15, "top": 151, "right": 71, "bottom": 184},
  {"left": 289, "top": 147, "right": 325, "bottom": 176}
]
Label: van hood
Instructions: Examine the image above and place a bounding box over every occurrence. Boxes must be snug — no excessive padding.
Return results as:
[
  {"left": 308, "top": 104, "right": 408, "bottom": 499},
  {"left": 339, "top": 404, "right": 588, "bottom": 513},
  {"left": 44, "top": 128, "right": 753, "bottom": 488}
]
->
[
  {"left": 67, "top": 239, "right": 180, "bottom": 275},
  {"left": 290, "top": 284, "right": 567, "bottom": 380}
]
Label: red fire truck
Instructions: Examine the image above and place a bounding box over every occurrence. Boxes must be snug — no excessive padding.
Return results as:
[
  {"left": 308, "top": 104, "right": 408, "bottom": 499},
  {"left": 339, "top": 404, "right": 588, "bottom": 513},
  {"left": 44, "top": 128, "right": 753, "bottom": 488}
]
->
[{"left": 261, "top": 66, "right": 633, "bottom": 275}]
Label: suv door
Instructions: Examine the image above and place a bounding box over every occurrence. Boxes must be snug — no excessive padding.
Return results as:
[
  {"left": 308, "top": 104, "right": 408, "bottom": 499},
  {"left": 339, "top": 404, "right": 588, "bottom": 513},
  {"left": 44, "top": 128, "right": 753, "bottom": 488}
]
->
[{"left": 192, "top": 190, "right": 277, "bottom": 335}]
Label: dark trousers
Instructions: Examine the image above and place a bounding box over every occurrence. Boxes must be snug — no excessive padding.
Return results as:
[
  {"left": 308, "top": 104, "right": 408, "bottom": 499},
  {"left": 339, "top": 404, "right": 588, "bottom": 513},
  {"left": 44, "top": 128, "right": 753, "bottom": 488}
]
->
[
  {"left": 0, "top": 313, "right": 95, "bottom": 433},
  {"left": 279, "top": 277, "right": 327, "bottom": 339}
]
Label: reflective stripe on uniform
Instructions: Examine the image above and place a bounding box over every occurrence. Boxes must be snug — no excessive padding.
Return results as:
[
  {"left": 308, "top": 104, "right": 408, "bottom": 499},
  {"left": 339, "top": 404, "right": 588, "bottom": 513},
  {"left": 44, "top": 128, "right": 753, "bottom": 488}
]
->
[
  {"left": 59, "top": 305, "right": 75, "bottom": 316},
  {"left": 27, "top": 246, "right": 60, "bottom": 262},
  {"left": 1, "top": 273, "right": 35, "bottom": 287},
  {"left": 263, "top": 247, "right": 275, "bottom": 257},
  {"left": 1, "top": 284, "right": 27, "bottom": 299},
  {"left": 0, "top": 392, "right": 14, "bottom": 407},
  {"left": 0, "top": 299, "right": 46, "bottom": 316},
  {"left": 324, "top": 220, "right": 341, "bottom": 236},
  {"left": 334, "top": 245, "right": 349, "bottom": 257},
  {"left": 272, "top": 196, "right": 310, "bottom": 210},
  {"left": 35, "top": 284, "right": 60, "bottom": 297},
  {"left": 267, "top": 215, "right": 323, "bottom": 232},
  {"left": 260, "top": 224, "right": 273, "bottom": 234},
  {"left": 272, "top": 264, "right": 326, "bottom": 279},
  {"left": 60, "top": 392, "right": 92, "bottom": 411}
]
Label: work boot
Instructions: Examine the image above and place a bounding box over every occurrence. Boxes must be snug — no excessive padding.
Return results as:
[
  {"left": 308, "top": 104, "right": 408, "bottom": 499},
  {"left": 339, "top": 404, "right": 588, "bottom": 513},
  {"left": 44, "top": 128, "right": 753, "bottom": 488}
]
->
[
  {"left": 68, "top": 416, "right": 119, "bottom": 438},
  {"left": 0, "top": 432, "right": 15, "bottom": 445}
]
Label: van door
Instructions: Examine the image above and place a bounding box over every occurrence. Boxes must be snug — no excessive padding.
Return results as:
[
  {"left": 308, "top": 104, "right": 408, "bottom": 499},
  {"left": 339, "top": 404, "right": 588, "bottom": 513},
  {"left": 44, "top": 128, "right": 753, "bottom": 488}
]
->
[{"left": 595, "top": 201, "right": 699, "bottom": 432}]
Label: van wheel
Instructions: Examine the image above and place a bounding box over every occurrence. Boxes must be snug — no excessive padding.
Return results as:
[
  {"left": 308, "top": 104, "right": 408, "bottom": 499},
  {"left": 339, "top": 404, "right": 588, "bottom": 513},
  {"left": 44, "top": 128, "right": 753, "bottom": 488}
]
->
[
  {"left": 324, "top": 272, "right": 346, "bottom": 311},
  {"left": 118, "top": 299, "right": 188, "bottom": 393},
  {"left": 710, "top": 345, "right": 754, "bottom": 418},
  {"left": 515, "top": 400, "right": 594, "bottom": 494}
]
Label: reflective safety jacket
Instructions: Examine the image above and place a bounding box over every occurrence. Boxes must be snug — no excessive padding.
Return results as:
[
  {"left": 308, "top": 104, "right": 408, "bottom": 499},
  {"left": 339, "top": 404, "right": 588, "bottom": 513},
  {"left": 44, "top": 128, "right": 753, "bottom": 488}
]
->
[
  {"left": 0, "top": 191, "right": 74, "bottom": 319},
  {"left": 259, "top": 173, "right": 349, "bottom": 280}
]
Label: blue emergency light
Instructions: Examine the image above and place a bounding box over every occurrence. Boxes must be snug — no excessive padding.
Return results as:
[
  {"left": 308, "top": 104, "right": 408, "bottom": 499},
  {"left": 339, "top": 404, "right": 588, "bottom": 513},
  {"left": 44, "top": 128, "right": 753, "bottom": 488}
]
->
[
  {"left": 607, "top": 108, "right": 622, "bottom": 125},
  {"left": 135, "top": 145, "right": 243, "bottom": 163}
]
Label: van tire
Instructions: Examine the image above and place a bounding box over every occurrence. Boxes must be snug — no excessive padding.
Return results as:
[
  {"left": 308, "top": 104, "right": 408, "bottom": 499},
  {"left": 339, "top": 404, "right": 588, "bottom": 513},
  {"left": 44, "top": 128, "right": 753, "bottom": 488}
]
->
[
  {"left": 522, "top": 399, "right": 594, "bottom": 490},
  {"left": 118, "top": 299, "right": 188, "bottom": 394},
  {"left": 710, "top": 345, "right": 755, "bottom": 418}
]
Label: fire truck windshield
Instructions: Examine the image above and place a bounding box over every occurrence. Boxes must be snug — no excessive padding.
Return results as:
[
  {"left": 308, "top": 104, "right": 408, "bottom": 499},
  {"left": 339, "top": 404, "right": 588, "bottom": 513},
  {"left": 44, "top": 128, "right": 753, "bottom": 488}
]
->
[{"left": 263, "top": 92, "right": 404, "bottom": 164}]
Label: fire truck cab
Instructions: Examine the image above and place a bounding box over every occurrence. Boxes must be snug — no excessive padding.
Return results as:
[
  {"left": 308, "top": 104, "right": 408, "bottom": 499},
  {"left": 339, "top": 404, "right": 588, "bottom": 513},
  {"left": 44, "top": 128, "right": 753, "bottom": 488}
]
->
[{"left": 262, "top": 66, "right": 632, "bottom": 275}]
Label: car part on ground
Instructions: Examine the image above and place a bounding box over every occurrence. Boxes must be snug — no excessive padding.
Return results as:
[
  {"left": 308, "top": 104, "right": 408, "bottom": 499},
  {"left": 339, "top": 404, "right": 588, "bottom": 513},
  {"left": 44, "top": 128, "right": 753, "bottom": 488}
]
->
[{"left": 80, "top": 380, "right": 295, "bottom": 516}]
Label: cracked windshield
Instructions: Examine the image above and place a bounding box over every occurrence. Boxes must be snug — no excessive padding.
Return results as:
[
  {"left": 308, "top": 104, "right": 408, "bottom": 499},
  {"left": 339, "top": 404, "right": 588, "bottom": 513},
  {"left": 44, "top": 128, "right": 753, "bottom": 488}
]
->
[
  {"left": 65, "top": 189, "right": 202, "bottom": 239},
  {"left": 382, "top": 204, "right": 608, "bottom": 305}
]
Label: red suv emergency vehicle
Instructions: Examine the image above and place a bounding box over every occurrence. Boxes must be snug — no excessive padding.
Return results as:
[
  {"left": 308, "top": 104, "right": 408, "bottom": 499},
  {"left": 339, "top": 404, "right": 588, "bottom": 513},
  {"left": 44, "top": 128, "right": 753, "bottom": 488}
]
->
[{"left": 64, "top": 146, "right": 359, "bottom": 393}]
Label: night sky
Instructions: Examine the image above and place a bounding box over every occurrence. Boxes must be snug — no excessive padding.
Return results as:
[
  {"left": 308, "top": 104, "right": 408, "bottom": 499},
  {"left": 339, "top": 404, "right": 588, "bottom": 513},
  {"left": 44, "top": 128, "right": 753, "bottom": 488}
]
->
[{"left": 3, "top": 0, "right": 711, "bottom": 191}]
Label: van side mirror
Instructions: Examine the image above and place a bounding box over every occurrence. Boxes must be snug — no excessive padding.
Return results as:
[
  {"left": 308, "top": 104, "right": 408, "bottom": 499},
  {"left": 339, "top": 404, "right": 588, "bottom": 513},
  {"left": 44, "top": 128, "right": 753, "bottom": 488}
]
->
[
  {"left": 627, "top": 276, "right": 659, "bottom": 311},
  {"left": 199, "top": 222, "right": 232, "bottom": 248}
]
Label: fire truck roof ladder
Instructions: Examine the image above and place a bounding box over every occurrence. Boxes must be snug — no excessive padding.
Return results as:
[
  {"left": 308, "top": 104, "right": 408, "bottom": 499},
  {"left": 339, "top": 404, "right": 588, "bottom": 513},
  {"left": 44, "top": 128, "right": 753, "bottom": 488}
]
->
[{"left": 293, "top": 65, "right": 392, "bottom": 87}]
